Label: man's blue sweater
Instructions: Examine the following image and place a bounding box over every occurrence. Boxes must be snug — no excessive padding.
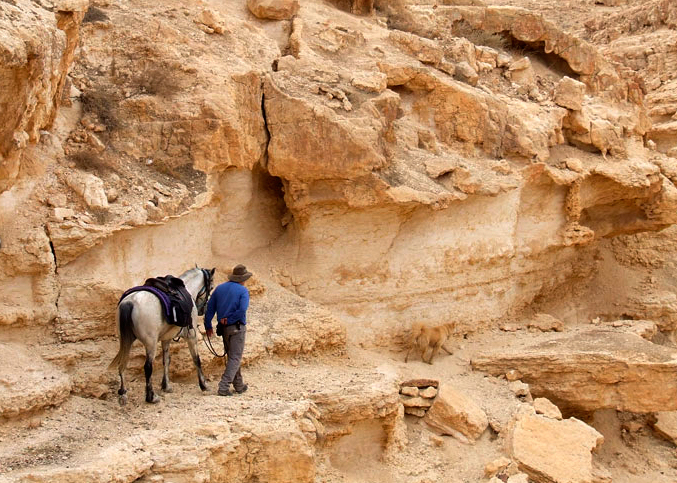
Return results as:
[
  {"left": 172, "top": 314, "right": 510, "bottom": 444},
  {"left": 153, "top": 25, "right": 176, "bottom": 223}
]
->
[{"left": 204, "top": 281, "right": 250, "bottom": 330}]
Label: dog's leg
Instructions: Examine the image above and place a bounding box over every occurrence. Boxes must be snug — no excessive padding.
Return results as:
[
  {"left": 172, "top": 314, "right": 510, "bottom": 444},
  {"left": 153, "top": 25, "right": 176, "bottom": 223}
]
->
[
  {"left": 441, "top": 342, "right": 453, "bottom": 355},
  {"left": 428, "top": 343, "right": 444, "bottom": 364},
  {"left": 405, "top": 346, "right": 413, "bottom": 363}
]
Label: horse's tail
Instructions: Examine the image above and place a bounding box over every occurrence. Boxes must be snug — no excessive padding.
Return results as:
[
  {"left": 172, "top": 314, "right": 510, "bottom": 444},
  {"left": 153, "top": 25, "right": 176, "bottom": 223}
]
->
[{"left": 109, "top": 302, "right": 136, "bottom": 371}]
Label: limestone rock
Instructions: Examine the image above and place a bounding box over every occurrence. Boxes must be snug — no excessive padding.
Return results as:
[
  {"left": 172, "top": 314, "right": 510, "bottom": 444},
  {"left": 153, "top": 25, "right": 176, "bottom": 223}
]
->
[
  {"left": 454, "top": 61, "right": 479, "bottom": 86},
  {"left": 485, "top": 456, "right": 512, "bottom": 477},
  {"left": 527, "top": 313, "right": 563, "bottom": 332},
  {"left": 247, "top": 0, "right": 299, "bottom": 20},
  {"left": 0, "top": 342, "right": 72, "bottom": 418},
  {"left": 420, "top": 386, "right": 437, "bottom": 398},
  {"left": 511, "top": 413, "right": 604, "bottom": 483},
  {"left": 533, "top": 397, "right": 562, "bottom": 420},
  {"left": 195, "top": 8, "right": 227, "bottom": 34},
  {"left": 405, "top": 407, "right": 427, "bottom": 417},
  {"left": 554, "top": 77, "right": 586, "bottom": 111},
  {"left": 651, "top": 411, "right": 677, "bottom": 445},
  {"left": 400, "top": 386, "right": 419, "bottom": 397},
  {"left": 65, "top": 170, "right": 109, "bottom": 208},
  {"left": 424, "top": 384, "right": 489, "bottom": 442},
  {"left": 473, "top": 329, "right": 677, "bottom": 412},
  {"left": 351, "top": 71, "right": 388, "bottom": 93},
  {"left": 403, "top": 396, "right": 434, "bottom": 408},
  {"left": 0, "top": 0, "right": 85, "bottom": 192}
]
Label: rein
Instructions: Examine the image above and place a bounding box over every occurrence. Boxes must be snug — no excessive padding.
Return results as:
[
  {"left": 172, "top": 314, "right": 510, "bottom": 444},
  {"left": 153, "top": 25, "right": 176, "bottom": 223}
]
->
[{"left": 204, "top": 332, "right": 225, "bottom": 358}]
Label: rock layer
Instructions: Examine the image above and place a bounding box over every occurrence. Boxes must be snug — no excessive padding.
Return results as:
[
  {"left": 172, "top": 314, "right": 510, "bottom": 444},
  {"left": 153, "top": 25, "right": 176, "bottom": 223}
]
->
[{"left": 472, "top": 329, "right": 677, "bottom": 412}]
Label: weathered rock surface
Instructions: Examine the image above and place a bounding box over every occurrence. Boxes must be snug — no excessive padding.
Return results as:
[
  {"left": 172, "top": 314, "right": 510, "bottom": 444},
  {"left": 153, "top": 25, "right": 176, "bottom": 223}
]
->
[
  {"left": 511, "top": 411, "right": 604, "bottom": 483},
  {"left": 0, "top": 0, "right": 87, "bottom": 192},
  {"left": 651, "top": 411, "right": 677, "bottom": 445},
  {"left": 424, "top": 384, "right": 488, "bottom": 442},
  {"left": 0, "top": 343, "right": 71, "bottom": 419},
  {"left": 473, "top": 329, "right": 677, "bottom": 412},
  {"left": 554, "top": 77, "right": 586, "bottom": 111},
  {"left": 533, "top": 397, "right": 562, "bottom": 420}
]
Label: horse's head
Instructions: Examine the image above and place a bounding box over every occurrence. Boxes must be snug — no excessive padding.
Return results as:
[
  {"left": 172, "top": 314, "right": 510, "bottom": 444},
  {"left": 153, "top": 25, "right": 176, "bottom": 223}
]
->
[{"left": 195, "top": 267, "right": 216, "bottom": 316}]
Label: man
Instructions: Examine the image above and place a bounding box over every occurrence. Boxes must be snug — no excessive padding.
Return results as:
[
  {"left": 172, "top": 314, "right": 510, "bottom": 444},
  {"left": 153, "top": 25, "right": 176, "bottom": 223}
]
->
[{"left": 204, "top": 264, "right": 252, "bottom": 396}]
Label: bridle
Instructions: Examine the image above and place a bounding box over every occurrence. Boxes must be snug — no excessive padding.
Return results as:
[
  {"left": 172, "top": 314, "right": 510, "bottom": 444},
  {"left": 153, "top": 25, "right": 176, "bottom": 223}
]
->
[{"left": 195, "top": 268, "right": 213, "bottom": 316}]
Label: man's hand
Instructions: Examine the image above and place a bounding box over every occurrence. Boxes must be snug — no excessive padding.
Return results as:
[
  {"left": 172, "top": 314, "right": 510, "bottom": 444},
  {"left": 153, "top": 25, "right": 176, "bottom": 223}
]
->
[{"left": 206, "top": 328, "right": 214, "bottom": 338}]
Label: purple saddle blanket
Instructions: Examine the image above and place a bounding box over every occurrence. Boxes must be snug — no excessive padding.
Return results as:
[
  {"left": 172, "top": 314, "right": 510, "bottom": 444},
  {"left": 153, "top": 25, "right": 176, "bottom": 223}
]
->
[{"left": 118, "top": 286, "right": 174, "bottom": 324}]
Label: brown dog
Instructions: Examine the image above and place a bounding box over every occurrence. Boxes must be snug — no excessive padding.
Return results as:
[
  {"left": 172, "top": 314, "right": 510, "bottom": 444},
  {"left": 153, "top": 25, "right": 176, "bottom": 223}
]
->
[{"left": 404, "top": 322, "right": 455, "bottom": 364}]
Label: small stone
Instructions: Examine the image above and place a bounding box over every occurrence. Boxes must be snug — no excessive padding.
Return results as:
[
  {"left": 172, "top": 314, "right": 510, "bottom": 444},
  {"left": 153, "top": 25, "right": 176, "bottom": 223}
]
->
[
  {"left": 247, "top": 0, "right": 299, "bottom": 20},
  {"left": 419, "top": 387, "right": 438, "bottom": 398},
  {"left": 527, "top": 313, "right": 563, "bottom": 332},
  {"left": 533, "top": 397, "right": 562, "bottom": 420},
  {"left": 509, "top": 381, "right": 532, "bottom": 401},
  {"left": 505, "top": 369, "right": 522, "bottom": 382},
  {"left": 400, "top": 386, "right": 419, "bottom": 397},
  {"left": 403, "top": 397, "right": 434, "bottom": 408},
  {"left": 565, "top": 157, "right": 584, "bottom": 173},
  {"left": 484, "top": 456, "right": 511, "bottom": 477},
  {"left": 194, "top": 8, "right": 226, "bottom": 34},
  {"left": 106, "top": 188, "right": 118, "bottom": 203},
  {"left": 500, "top": 323, "right": 520, "bottom": 332},
  {"left": 508, "top": 57, "right": 531, "bottom": 71},
  {"left": 404, "top": 407, "right": 426, "bottom": 417},
  {"left": 507, "top": 473, "right": 529, "bottom": 483},
  {"left": 400, "top": 378, "right": 439, "bottom": 388},
  {"left": 430, "top": 435, "right": 444, "bottom": 447},
  {"left": 454, "top": 61, "right": 479, "bottom": 86},
  {"left": 53, "top": 207, "right": 75, "bottom": 221}
]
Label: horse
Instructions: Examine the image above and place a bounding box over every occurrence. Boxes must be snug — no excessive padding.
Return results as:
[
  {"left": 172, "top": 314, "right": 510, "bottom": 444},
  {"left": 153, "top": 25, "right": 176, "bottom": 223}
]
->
[{"left": 109, "top": 267, "right": 215, "bottom": 405}]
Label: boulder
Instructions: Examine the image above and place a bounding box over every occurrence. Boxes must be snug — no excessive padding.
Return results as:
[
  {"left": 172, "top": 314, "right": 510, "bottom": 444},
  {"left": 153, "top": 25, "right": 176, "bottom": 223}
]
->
[
  {"left": 554, "top": 77, "right": 586, "bottom": 111},
  {"left": 424, "top": 385, "right": 488, "bottom": 442},
  {"left": 473, "top": 329, "right": 677, "bottom": 412},
  {"left": 247, "top": 0, "right": 299, "bottom": 20},
  {"left": 511, "top": 412, "right": 604, "bottom": 483},
  {"left": 0, "top": 342, "right": 72, "bottom": 418}
]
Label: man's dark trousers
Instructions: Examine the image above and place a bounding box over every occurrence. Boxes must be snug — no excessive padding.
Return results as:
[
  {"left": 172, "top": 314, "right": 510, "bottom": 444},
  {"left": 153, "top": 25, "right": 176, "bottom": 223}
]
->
[{"left": 219, "top": 324, "right": 246, "bottom": 393}]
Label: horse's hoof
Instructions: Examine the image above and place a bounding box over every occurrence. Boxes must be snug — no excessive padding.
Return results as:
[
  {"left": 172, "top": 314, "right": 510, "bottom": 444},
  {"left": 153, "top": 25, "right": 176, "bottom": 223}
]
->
[
  {"left": 146, "top": 394, "right": 161, "bottom": 404},
  {"left": 162, "top": 386, "right": 173, "bottom": 393},
  {"left": 118, "top": 394, "right": 128, "bottom": 406},
  {"left": 201, "top": 385, "right": 210, "bottom": 392}
]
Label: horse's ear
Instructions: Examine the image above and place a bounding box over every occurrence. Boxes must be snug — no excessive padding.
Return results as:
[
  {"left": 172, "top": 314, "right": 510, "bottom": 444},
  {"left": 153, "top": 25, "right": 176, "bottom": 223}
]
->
[
  {"left": 195, "top": 263, "right": 198, "bottom": 269},
  {"left": 210, "top": 267, "right": 216, "bottom": 276}
]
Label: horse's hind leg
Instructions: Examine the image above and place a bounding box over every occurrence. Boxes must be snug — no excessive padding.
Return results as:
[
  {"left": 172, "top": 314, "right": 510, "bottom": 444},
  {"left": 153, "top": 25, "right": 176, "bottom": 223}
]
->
[
  {"left": 118, "top": 368, "right": 128, "bottom": 406},
  {"left": 144, "top": 345, "right": 161, "bottom": 404},
  {"left": 186, "top": 333, "right": 208, "bottom": 391},
  {"left": 161, "top": 340, "right": 172, "bottom": 393}
]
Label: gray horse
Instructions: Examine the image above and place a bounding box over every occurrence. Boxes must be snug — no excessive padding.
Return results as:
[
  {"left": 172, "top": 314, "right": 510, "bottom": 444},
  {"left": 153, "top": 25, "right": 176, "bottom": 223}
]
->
[{"left": 109, "top": 267, "right": 215, "bottom": 404}]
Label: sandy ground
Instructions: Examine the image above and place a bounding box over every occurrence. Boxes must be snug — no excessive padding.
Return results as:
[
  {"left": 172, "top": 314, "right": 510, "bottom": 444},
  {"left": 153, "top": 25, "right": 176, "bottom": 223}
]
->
[{"left": 2, "top": 328, "right": 676, "bottom": 483}]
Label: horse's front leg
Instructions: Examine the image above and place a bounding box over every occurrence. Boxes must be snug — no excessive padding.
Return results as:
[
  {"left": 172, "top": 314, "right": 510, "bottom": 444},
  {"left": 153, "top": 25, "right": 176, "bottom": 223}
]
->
[
  {"left": 186, "top": 332, "right": 208, "bottom": 391},
  {"left": 144, "top": 343, "right": 161, "bottom": 404},
  {"left": 161, "top": 340, "right": 173, "bottom": 393}
]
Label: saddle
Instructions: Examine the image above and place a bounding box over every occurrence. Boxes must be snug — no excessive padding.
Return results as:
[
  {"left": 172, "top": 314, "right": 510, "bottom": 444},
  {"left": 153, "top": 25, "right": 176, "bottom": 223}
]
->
[{"left": 119, "top": 275, "right": 194, "bottom": 327}]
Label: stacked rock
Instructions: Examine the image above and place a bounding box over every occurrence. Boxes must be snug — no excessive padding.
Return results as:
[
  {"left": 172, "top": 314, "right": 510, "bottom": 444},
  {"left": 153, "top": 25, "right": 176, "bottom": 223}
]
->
[{"left": 399, "top": 378, "right": 439, "bottom": 417}]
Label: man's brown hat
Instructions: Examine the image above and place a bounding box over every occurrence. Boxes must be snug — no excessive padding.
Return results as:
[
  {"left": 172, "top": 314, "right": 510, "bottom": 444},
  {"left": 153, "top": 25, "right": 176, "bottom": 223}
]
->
[{"left": 228, "top": 264, "right": 252, "bottom": 283}]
